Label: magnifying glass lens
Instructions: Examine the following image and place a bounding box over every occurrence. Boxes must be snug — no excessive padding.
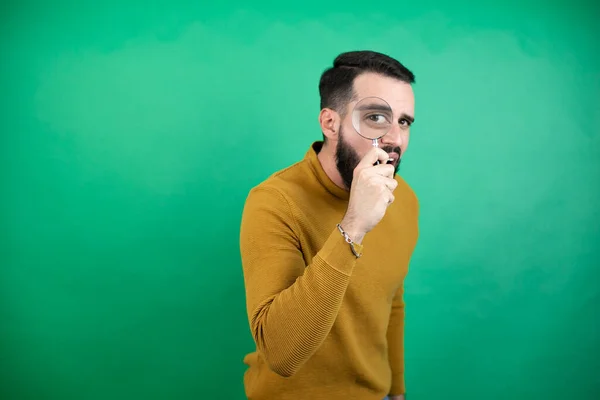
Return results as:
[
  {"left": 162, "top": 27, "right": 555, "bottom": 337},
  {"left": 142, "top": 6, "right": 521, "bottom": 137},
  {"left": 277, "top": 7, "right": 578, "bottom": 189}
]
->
[{"left": 351, "top": 97, "right": 393, "bottom": 141}]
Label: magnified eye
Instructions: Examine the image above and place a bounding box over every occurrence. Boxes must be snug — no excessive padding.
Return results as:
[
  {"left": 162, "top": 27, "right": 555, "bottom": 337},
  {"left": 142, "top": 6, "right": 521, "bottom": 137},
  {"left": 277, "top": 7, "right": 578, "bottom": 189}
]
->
[{"left": 367, "top": 114, "right": 387, "bottom": 124}]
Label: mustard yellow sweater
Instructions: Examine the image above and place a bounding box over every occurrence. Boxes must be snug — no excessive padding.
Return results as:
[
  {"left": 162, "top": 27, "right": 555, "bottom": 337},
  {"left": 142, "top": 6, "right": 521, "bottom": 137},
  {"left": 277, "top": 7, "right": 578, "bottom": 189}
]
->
[{"left": 239, "top": 141, "right": 419, "bottom": 400}]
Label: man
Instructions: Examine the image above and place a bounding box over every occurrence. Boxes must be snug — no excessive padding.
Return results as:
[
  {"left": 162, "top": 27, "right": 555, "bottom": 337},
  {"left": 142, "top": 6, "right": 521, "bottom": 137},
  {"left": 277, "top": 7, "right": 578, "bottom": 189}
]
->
[{"left": 239, "top": 50, "right": 419, "bottom": 400}]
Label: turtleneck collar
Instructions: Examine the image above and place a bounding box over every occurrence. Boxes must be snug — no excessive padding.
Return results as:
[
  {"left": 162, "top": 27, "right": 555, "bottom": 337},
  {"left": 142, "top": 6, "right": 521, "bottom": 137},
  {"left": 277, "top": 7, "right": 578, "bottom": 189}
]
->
[{"left": 305, "top": 141, "right": 350, "bottom": 201}]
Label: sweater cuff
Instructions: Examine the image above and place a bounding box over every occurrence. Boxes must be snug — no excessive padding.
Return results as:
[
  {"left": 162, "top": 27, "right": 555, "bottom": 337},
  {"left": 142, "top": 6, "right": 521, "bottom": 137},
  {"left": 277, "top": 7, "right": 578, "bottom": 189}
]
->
[
  {"left": 316, "top": 227, "right": 360, "bottom": 276},
  {"left": 389, "top": 377, "right": 406, "bottom": 395}
]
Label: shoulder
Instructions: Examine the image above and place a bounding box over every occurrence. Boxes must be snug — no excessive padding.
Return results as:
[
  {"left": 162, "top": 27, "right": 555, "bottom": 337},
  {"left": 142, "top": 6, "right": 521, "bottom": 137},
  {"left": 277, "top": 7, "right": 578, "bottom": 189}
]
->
[
  {"left": 246, "top": 158, "right": 311, "bottom": 203},
  {"left": 240, "top": 160, "right": 314, "bottom": 245},
  {"left": 242, "top": 158, "right": 311, "bottom": 216},
  {"left": 394, "top": 174, "right": 417, "bottom": 200},
  {"left": 394, "top": 174, "right": 419, "bottom": 215}
]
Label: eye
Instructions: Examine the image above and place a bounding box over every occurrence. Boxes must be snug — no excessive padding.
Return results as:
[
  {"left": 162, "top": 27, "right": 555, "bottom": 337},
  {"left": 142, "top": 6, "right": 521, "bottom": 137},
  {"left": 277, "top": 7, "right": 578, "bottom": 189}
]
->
[
  {"left": 399, "top": 118, "right": 411, "bottom": 127},
  {"left": 367, "top": 114, "right": 387, "bottom": 124}
]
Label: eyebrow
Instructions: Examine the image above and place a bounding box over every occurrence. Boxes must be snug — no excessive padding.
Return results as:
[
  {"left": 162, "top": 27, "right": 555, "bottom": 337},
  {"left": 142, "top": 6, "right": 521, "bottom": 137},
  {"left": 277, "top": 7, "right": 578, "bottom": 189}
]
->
[
  {"left": 356, "top": 103, "right": 393, "bottom": 113},
  {"left": 400, "top": 113, "right": 415, "bottom": 124}
]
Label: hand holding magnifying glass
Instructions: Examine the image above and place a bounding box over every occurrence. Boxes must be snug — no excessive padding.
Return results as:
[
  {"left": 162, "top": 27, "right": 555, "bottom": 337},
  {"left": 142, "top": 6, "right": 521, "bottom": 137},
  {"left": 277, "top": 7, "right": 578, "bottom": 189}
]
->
[
  {"left": 338, "top": 96, "right": 398, "bottom": 242},
  {"left": 351, "top": 97, "right": 394, "bottom": 165}
]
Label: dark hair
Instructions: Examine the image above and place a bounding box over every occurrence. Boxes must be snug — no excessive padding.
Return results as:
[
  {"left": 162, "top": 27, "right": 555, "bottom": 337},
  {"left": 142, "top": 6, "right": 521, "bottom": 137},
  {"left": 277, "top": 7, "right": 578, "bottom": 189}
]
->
[{"left": 319, "top": 50, "right": 415, "bottom": 116}]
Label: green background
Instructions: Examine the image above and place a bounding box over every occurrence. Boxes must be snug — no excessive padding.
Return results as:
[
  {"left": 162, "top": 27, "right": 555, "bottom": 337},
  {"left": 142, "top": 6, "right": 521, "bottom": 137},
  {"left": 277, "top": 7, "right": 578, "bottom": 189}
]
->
[{"left": 2, "top": 1, "right": 598, "bottom": 399}]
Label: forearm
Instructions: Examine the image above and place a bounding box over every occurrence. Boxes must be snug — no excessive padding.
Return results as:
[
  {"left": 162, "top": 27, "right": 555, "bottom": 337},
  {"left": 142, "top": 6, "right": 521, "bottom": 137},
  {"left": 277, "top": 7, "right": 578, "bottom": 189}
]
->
[
  {"left": 243, "top": 223, "right": 358, "bottom": 377},
  {"left": 249, "top": 250, "right": 352, "bottom": 377}
]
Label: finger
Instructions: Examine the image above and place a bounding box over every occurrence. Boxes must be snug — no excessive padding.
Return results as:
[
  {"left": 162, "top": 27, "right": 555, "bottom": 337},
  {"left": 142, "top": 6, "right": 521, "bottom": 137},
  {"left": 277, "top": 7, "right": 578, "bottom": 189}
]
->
[
  {"left": 371, "top": 163, "right": 396, "bottom": 179},
  {"left": 369, "top": 175, "right": 398, "bottom": 191},
  {"left": 385, "top": 178, "right": 398, "bottom": 191},
  {"left": 357, "top": 147, "right": 391, "bottom": 169},
  {"left": 373, "top": 175, "right": 398, "bottom": 191}
]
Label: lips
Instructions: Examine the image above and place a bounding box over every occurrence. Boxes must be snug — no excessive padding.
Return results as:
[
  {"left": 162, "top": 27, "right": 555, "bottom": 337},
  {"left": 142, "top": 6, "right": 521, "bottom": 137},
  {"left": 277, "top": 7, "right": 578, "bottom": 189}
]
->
[{"left": 387, "top": 152, "right": 400, "bottom": 162}]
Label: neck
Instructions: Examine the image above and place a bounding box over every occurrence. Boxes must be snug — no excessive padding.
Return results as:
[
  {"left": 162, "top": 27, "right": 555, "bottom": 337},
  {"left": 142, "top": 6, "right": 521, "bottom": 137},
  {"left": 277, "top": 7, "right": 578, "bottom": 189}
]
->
[{"left": 317, "top": 140, "right": 348, "bottom": 191}]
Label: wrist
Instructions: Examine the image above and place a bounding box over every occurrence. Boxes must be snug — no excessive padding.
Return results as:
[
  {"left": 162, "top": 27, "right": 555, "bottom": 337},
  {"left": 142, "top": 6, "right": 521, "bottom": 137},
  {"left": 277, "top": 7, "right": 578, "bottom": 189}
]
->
[{"left": 339, "top": 216, "right": 365, "bottom": 244}]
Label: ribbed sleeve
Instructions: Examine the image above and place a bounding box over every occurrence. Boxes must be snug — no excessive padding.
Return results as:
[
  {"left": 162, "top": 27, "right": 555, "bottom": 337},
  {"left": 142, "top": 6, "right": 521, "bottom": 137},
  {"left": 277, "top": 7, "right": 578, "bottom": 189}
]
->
[
  {"left": 240, "top": 186, "right": 358, "bottom": 377},
  {"left": 387, "top": 284, "right": 406, "bottom": 394}
]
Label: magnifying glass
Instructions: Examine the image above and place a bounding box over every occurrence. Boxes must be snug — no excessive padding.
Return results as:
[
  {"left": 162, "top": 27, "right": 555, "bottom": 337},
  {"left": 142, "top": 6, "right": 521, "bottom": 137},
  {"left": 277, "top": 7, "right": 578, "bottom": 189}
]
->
[{"left": 351, "top": 96, "right": 393, "bottom": 164}]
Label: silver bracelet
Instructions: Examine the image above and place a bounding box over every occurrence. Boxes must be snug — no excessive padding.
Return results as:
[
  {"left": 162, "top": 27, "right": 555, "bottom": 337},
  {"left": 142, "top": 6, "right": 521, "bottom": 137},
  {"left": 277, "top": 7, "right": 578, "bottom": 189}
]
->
[{"left": 336, "top": 223, "right": 362, "bottom": 258}]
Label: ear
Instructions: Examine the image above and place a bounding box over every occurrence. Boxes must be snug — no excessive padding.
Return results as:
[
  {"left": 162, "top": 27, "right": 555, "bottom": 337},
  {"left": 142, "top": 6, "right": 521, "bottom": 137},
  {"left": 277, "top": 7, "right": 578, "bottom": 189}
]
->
[{"left": 318, "top": 108, "right": 340, "bottom": 141}]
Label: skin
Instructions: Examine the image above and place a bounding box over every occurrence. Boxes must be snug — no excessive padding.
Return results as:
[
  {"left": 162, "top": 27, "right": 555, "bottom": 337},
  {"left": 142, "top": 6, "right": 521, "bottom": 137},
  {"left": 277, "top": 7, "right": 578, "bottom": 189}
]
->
[{"left": 317, "top": 72, "right": 416, "bottom": 244}]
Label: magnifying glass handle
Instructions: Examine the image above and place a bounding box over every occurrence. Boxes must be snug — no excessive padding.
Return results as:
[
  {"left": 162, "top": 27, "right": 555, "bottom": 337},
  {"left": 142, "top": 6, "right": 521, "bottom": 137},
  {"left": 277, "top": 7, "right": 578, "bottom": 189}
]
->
[{"left": 372, "top": 139, "right": 380, "bottom": 165}]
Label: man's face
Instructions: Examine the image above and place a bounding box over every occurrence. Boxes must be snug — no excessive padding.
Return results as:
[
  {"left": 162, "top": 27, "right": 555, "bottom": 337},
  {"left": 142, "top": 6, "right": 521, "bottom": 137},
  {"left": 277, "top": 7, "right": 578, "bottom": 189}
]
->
[{"left": 335, "top": 72, "right": 415, "bottom": 189}]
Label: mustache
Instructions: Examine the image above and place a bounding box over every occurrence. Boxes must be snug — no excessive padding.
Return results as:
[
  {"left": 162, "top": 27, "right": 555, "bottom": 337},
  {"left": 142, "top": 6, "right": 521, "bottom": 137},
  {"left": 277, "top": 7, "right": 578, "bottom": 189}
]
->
[{"left": 381, "top": 146, "right": 402, "bottom": 157}]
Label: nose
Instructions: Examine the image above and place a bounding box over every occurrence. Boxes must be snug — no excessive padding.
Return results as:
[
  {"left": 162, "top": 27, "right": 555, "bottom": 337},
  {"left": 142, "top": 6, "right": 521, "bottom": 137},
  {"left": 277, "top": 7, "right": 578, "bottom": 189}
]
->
[{"left": 380, "top": 121, "right": 403, "bottom": 147}]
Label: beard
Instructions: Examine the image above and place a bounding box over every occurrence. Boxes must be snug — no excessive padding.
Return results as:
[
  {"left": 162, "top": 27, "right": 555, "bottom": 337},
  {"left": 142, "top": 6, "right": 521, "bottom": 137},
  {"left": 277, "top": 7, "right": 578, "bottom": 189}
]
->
[{"left": 335, "top": 126, "right": 401, "bottom": 190}]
